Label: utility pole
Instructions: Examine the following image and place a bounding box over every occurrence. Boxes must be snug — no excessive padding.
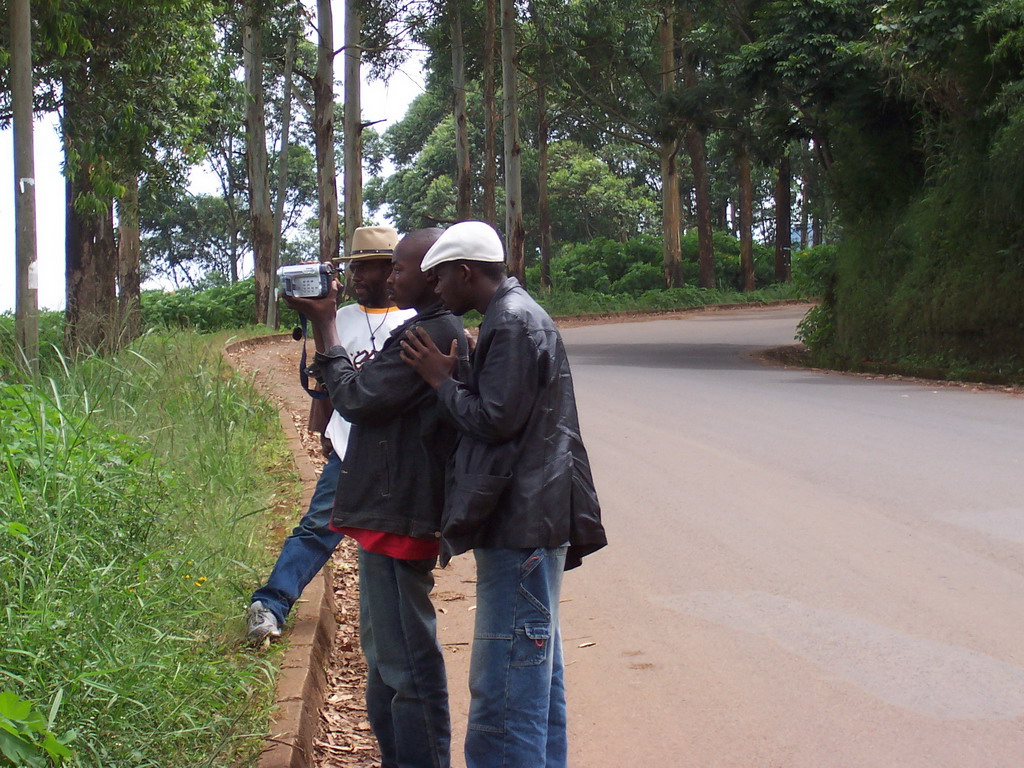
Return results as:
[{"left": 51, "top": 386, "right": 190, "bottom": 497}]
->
[
  {"left": 343, "top": 0, "right": 362, "bottom": 256},
  {"left": 11, "top": 0, "right": 39, "bottom": 372}
]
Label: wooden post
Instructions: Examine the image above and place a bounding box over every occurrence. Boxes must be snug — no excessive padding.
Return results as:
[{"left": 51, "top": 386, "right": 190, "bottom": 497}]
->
[{"left": 11, "top": 0, "right": 39, "bottom": 372}]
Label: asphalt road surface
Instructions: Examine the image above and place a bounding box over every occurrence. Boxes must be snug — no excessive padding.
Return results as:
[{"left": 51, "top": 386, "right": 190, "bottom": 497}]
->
[{"left": 535, "top": 306, "right": 1024, "bottom": 768}]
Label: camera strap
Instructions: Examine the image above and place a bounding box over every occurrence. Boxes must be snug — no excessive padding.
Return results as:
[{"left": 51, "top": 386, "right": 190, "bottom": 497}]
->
[{"left": 297, "top": 314, "right": 329, "bottom": 400}]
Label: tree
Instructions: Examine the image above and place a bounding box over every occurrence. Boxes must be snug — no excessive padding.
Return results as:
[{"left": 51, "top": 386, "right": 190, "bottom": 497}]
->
[
  {"left": 12, "top": 0, "right": 220, "bottom": 355},
  {"left": 481, "top": 0, "right": 499, "bottom": 224},
  {"left": 312, "top": 0, "right": 340, "bottom": 263},
  {"left": 552, "top": 0, "right": 701, "bottom": 287},
  {"left": 452, "top": 0, "right": 473, "bottom": 220},
  {"left": 501, "top": 0, "right": 525, "bottom": 279},
  {"left": 658, "top": 4, "right": 684, "bottom": 287},
  {"left": 243, "top": 1, "right": 274, "bottom": 325},
  {"left": 343, "top": 0, "right": 363, "bottom": 254},
  {"left": 269, "top": 31, "right": 297, "bottom": 329}
]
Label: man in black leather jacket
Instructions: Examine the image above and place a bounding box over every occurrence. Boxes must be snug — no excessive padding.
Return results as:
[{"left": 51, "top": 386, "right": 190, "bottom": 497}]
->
[
  {"left": 401, "top": 221, "right": 606, "bottom": 768},
  {"left": 285, "top": 228, "right": 464, "bottom": 768}
]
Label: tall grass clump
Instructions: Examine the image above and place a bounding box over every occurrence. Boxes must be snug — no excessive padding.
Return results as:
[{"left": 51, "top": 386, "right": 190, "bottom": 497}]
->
[{"left": 0, "top": 331, "right": 296, "bottom": 766}]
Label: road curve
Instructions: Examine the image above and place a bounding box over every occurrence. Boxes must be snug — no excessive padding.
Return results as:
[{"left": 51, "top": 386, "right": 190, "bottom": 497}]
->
[{"left": 550, "top": 306, "right": 1024, "bottom": 768}]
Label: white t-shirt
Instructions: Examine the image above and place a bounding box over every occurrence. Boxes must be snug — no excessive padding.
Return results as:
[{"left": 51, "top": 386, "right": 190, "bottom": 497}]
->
[{"left": 324, "top": 302, "right": 416, "bottom": 459}]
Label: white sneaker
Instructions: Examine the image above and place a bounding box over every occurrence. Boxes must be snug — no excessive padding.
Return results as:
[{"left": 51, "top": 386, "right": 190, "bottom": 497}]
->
[{"left": 245, "top": 601, "right": 282, "bottom": 645}]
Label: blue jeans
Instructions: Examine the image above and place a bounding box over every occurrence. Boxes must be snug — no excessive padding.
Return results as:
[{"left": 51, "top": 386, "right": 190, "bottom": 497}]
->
[
  {"left": 251, "top": 451, "right": 343, "bottom": 625},
  {"left": 359, "top": 547, "right": 451, "bottom": 768},
  {"left": 467, "top": 545, "right": 569, "bottom": 768}
]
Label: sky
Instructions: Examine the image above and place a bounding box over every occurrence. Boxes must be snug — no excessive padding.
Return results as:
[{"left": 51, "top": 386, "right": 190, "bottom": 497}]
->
[{"left": 0, "top": 36, "right": 426, "bottom": 313}]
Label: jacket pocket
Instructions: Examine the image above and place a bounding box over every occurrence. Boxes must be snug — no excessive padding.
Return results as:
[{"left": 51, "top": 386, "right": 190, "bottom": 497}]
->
[{"left": 443, "top": 472, "right": 511, "bottom": 538}]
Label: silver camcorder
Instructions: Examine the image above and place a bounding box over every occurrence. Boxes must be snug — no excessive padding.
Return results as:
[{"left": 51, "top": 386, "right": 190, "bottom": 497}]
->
[{"left": 277, "top": 262, "right": 335, "bottom": 299}]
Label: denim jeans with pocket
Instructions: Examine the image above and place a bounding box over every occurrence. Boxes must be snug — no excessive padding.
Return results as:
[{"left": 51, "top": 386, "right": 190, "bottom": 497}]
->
[
  {"left": 251, "top": 451, "right": 343, "bottom": 625},
  {"left": 359, "top": 547, "right": 451, "bottom": 768},
  {"left": 467, "top": 545, "right": 569, "bottom": 768}
]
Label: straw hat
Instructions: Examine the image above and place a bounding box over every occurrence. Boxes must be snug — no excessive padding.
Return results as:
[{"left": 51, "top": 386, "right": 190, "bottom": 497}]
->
[{"left": 341, "top": 226, "right": 399, "bottom": 261}]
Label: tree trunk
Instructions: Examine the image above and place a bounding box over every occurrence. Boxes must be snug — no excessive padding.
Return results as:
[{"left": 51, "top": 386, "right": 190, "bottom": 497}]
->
[
  {"left": 229, "top": 221, "right": 240, "bottom": 282},
  {"left": 684, "top": 128, "right": 714, "bottom": 288},
  {"left": 800, "top": 173, "right": 809, "bottom": 250},
  {"left": 117, "top": 173, "right": 142, "bottom": 341},
  {"left": 243, "top": 6, "right": 273, "bottom": 324},
  {"left": 738, "top": 146, "right": 754, "bottom": 292},
  {"left": 343, "top": 0, "right": 363, "bottom": 255},
  {"left": 66, "top": 194, "right": 117, "bottom": 356},
  {"left": 269, "top": 33, "right": 296, "bottom": 330},
  {"left": 452, "top": 4, "right": 472, "bottom": 221},
  {"left": 482, "top": 0, "right": 498, "bottom": 226},
  {"left": 500, "top": 0, "right": 524, "bottom": 280},
  {"left": 659, "top": 6, "right": 683, "bottom": 288},
  {"left": 680, "top": 10, "right": 714, "bottom": 289},
  {"left": 775, "top": 152, "right": 792, "bottom": 282},
  {"left": 537, "top": 80, "right": 551, "bottom": 291},
  {"left": 529, "top": 0, "right": 551, "bottom": 290},
  {"left": 63, "top": 86, "right": 118, "bottom": 357},
  {"left": 714, "top": 198, "right": 727, "bottom": 232},
  {"left": 314, "top": 0, "right": 340, "bottom": 263}
]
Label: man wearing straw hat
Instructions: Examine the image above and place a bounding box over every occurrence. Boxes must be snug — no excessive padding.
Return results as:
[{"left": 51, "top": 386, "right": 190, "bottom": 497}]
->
[
  {"left": 284, "top": 227, "right": 465, "bottom": 768},
  {"left": 246, "top": 226, "right": 414, "bottom": 644}
]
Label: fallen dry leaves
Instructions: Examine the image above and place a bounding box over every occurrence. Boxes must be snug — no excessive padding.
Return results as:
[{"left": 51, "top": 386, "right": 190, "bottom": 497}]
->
[{"left": 313, "top": 539, "right": 381, "bottom": 768}]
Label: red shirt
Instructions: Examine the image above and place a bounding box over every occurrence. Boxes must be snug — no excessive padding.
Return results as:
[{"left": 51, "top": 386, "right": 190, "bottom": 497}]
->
[{"left": 331, "top": 524, "right": 440, "bottom": 560}]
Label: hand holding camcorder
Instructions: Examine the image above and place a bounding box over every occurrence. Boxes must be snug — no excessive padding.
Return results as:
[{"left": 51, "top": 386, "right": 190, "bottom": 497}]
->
[{"left": 277, "top": 262, "right": 335, "bottom": 298}]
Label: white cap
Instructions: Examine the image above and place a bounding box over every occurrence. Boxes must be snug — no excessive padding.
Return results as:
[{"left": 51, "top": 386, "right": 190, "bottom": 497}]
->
[{"left": 420, "top": 221, "right": 505, "bottom": 271}]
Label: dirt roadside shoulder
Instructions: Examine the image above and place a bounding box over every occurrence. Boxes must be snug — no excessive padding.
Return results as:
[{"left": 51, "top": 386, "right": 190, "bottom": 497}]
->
[{"left": 224, "top": 334, "right": 379, "bottom": 768}]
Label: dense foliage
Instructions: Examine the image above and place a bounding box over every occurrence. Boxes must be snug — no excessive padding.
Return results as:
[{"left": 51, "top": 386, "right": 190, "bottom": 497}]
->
[{"left": 772, "top": 0, "right": 1024, "bottom": 373}]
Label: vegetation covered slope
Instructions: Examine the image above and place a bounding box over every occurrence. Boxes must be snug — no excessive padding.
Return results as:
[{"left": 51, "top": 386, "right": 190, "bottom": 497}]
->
[{"left": 0, "top": 329, "right": 296, "bottom": 766}]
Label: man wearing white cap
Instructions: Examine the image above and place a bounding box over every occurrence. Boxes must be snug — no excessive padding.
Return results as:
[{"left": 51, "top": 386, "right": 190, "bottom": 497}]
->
[{"left": 400, "top": 221, "right": 607, "bottom": 768}]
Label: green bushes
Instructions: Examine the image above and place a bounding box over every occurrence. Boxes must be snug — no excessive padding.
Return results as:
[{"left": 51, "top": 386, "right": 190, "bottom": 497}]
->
[
  {"left": 790, "top": 245, "right": 838, "bottom": 298},
  {"left": 0, "top": 333, "right": 293, "bottom": 766},
  {"left": 681, "top": 231, "right": 776, "bottom": 290},
  {"left": 140, "top": 278, "right": 300, "bottom": 333},
  {"left": 526, "top": 233, "right": 792, "bottom": 296}
]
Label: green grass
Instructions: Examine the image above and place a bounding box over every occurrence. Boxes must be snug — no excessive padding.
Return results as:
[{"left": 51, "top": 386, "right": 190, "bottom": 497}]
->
[{"left": 0, "top": 329, "right": 300, "bottom": 767}]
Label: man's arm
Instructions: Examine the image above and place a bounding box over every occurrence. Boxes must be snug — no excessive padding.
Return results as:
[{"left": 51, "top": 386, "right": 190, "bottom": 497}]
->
[
  {"left": 316, "top": 336, "right": 433, "bottom": 425},
  {"left": 284, "top": 281, "right": 421, "bottom": 424},
  {"left": 402, "top": 321, "right": 540, "bottom": 444}
]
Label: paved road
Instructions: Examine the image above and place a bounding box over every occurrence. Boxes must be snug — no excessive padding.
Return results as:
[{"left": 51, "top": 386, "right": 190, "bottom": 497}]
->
[{"left": 547, "top": 306, "right": 1024, "bottom": 768}]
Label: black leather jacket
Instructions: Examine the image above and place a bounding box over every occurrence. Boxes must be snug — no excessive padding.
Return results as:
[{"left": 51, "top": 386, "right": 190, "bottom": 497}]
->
[
  {"left": 436, "top": 278, "right": 607, "bottom": 569},
  {"left": 312, "top": 304, "right": 467, "bottom": 539}
]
